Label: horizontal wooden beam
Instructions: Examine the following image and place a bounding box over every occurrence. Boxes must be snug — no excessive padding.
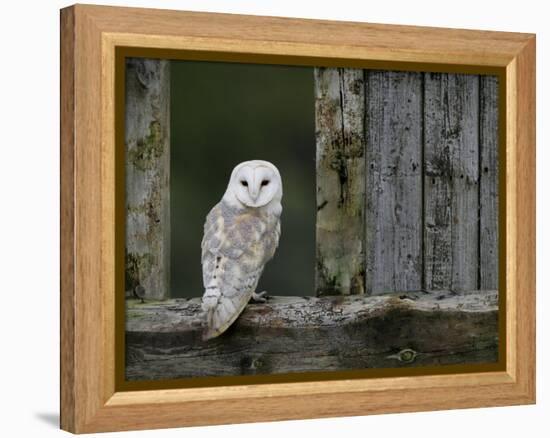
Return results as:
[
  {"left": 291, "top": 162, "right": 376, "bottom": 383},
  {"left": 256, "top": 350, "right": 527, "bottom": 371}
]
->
[{"left": 126, "top": 290, "right": 498, "bottom": 380}]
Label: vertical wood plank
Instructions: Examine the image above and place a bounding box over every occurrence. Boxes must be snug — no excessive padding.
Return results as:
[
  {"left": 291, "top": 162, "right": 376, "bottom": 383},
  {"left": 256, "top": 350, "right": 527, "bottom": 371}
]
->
[
  {"left": 60, "top": 6, "right": 76, "bottom": 432},
  {"left": 365, "top": 71, "right": 423, "bottom": 294},
  {"left": 423, "top": 73, "right": 480, "bottom": 291},
  {"left": 125, "top": 58, "right": 170, "bottom": 300},
  {"left": 479, "top": 75, "right": 499, "bottom": 290},
  {"left": 314, "top": 67, "right": 366, "bottom": 296}
]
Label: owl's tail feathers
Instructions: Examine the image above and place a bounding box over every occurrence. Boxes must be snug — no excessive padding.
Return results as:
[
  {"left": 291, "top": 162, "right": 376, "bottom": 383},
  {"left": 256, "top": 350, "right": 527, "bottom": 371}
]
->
[
  {"left": 202, "top": 287, "right": 220, "bottom": 341},
  {"left": 201, "top": 291, "right": 218, "bottom": 312},
  {"left": 202, "top": 310, "right": 217, "bottom": 341}
]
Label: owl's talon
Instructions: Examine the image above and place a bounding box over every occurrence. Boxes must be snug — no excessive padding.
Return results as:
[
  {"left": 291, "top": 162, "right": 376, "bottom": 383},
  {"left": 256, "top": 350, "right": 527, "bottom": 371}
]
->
[{"left": 252, "top": 290, "right": 268, "bottom": 303}]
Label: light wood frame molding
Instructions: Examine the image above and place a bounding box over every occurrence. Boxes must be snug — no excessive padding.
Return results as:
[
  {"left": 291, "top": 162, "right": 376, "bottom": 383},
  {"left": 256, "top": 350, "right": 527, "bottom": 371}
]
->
[{"left": 60, "top": 4, "right": 536, "bottom": 433}]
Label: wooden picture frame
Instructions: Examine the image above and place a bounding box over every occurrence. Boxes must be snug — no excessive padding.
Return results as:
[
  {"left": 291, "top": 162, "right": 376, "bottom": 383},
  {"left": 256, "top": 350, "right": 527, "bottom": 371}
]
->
[{"left": 60, "top": 4, "right": 536, "bottom": 433}]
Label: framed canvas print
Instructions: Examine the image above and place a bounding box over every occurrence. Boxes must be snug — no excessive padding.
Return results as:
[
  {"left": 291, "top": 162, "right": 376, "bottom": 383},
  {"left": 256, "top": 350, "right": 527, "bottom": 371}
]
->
[{"left": 60, "top": 4, "right": 536, "bottom": 433}]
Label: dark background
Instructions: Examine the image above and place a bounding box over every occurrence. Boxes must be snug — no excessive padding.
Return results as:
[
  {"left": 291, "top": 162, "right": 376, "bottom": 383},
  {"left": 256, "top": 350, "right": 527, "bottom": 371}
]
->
[{"left": 170, "top": 60, "right": 315, "bottom": 297}]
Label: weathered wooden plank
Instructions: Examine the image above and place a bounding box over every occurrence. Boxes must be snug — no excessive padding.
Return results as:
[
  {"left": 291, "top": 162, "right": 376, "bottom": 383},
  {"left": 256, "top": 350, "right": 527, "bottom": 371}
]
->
[
  {"left": 423, "top": 73, "right": 480, "bottom": 291},
  {"left": 125, "top": 58, "right": 171, "bottom": 300},
  {"left": 126, "top": 290, "right": 498, "bottom": 380},
  {"left": 314, "top": 67, "right": 366, "bottom": 296},
  {"left": 479, "top": 75, "right": 500, "bottom": 290},
  {"left": 365, "top": 71, "right": 423, "bottom": 294}
]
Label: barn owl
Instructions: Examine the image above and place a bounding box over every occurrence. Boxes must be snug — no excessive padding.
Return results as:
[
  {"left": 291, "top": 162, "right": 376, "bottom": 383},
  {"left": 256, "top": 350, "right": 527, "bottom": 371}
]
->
[{"left": 201, "top": 160, "right": 282, "bottom": 340}]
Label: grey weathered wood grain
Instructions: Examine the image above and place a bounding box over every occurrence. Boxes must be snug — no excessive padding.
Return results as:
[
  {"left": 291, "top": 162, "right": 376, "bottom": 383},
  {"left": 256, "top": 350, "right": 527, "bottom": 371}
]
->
[
  {"left": 125, "top": 291, "right": 498, "bottom": 380},
  {"left": 423, "top": 73, "right": 480, "bottom": 291},
  {"left": 314, "top": 68, "right": 366, "bottom": 296},
  {"left": 125, "top": 58, "right": 170, "bottom": 300},
  {"left": 479, "top": 75, "right": 499, "bottom": 290},
  {"left": 365, "top": 71, "right": 423, "bottom": 294}
]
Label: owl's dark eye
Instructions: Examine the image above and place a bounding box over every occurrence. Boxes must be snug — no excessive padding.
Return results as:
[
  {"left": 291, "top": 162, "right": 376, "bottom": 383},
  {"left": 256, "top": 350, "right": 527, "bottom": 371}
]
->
[
  {"left": 240, "top": 180, "right": 248, "bottom": 187},
  {"left": 261, "top": 180, "right": 270, "bottom": 186}
]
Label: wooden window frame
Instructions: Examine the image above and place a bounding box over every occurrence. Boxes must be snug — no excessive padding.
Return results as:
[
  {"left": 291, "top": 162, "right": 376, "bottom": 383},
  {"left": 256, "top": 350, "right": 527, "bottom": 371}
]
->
[{"left": 60, "top": 4, "right": 535, "bottom": 433}]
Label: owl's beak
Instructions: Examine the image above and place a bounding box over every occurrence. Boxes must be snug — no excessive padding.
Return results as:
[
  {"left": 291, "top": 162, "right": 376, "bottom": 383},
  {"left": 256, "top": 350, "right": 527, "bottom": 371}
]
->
[{"left": 249, "top": 187, "right": 259, "bottom": 201}]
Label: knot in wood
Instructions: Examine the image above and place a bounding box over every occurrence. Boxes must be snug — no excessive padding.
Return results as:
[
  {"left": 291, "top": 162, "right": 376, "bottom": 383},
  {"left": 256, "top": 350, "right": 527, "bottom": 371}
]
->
[{"left": 388, "top": 348, "right": 418, "bottom": 364}]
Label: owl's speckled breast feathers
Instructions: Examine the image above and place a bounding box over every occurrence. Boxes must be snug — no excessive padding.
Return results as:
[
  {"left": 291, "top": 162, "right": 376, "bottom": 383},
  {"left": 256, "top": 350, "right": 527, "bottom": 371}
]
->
[
  {"left": 201, "top": 201, "right": 280, "bottom": 276},
  {"left": 200, "top": 160, "right": 282, "bottom": 340}
]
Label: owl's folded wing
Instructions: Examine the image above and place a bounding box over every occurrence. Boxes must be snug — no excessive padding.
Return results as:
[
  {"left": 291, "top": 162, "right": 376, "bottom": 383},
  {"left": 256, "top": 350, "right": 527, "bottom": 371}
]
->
[{"left": 200, "top": 206, "right": 267, "bottom": 340}]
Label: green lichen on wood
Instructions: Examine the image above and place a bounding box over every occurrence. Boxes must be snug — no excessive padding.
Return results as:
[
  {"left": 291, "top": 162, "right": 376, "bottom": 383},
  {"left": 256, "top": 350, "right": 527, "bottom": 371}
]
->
[
  {"left": 126, "top": 310, "right": 147, "bottom": 321},
  {"left": 316, "top": 257, "right": 366, "bottom": 297},
  {"left": 125, "top": 252, "right": 155, "bottom": 291},
  {"left": 316, "top": 263, "right": 339, "bottom": 297},
  {"left": 126, "top": 299, "right": 167, "bottom": 322},
  {"left": 127, "top": 121, "right": 164, "bottom": 172}
]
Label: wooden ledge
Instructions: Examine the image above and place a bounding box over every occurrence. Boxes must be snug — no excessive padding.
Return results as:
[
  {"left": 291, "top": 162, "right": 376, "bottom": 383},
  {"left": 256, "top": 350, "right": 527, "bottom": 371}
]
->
[{"left": 126, "top": 290, "right": 498, "bottom": 380}]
